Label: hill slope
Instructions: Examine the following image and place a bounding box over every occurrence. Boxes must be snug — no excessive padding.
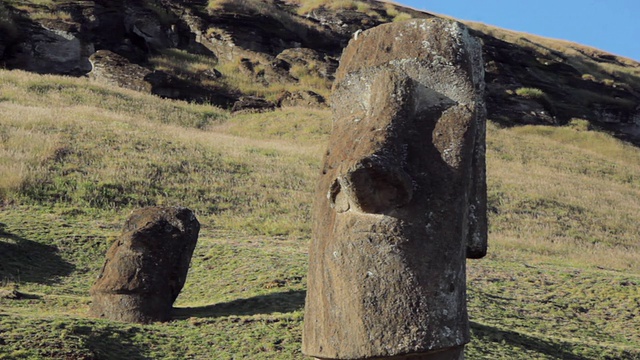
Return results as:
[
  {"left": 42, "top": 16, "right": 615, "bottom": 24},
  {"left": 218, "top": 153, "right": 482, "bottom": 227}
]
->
[
  {"left": 1, "top": 0, "right": 639, "bottom": 143},
  {"left": 1, "top": 67, "right": 639, "bottom": 359}
]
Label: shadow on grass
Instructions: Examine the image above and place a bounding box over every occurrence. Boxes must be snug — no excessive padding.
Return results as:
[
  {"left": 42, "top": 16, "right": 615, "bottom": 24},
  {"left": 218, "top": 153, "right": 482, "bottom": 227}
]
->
[
  {"left": 471, "top": 322, "right": 585, "bottom": 360},
  {"left": 72, "top": 325, "right": 153, "bottom": 360},
  {"left": 173, "top": 289, "right": 306, "bottom": 319},
  {"left": 0, "top": 222, "right": 75, "bottom": 285}
]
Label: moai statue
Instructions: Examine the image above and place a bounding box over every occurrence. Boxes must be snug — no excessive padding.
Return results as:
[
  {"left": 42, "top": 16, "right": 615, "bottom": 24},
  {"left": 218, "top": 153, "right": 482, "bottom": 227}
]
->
[
  {"left": 90, "top": 206, "right": 200, "bottom": 324},
  {"left": 303, "top": 18, "right": 487, "bottom": 360}
]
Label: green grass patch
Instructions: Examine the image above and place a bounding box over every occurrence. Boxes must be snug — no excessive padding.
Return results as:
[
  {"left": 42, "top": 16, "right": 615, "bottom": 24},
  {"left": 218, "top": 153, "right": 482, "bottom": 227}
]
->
[
  {"left": 0, "top": 70, "right": 319, "bottom": 237},
  {"left": 219, "top": 107, "right": 331, "bottom": 141},
  {"left": 150, "top": 48, "right": 220, "bottom": 80},
  {"left": 515, "top": 87, "right": 546, "bottom": 99}
]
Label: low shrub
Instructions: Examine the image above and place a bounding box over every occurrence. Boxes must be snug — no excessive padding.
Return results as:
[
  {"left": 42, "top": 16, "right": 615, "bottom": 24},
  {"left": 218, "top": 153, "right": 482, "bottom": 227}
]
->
[{"left": 515, "top": 87, "right": 546, "bottom": 99}]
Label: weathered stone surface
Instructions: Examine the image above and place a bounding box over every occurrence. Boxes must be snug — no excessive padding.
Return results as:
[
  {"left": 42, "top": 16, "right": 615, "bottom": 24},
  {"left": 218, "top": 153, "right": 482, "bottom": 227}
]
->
[
  {"left": 302, "top": 19, "right": 487, "bottom": 359},
  {"left": 90, "top": 206, "right": 199, "bottom": 324},
  {"left": 231, "top": 96, "right": 276, "bottom": 113},
  {"left": 89, "top": 50, "right": 153, "bottom": 93},
  {"left": 124, "top": 5, "right": 177, "bottom": 52},
  {"left": 275, "top": 47, "right": 339, "bottom": 81},
  {"left": 277, "top": 90, "right": 326, "bottom": 108},
  {"left": 9, "top": 23, "right": 93, "bottom": 75}
]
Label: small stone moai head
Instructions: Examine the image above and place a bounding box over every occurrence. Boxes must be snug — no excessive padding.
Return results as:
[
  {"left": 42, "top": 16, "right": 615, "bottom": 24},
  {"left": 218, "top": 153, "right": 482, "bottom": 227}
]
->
[
  {"left": 303, "top": 19, "right": 487, "bottom": 360},
  {"left": 90, "top": 206, "right": 200, "bottom": 324}
]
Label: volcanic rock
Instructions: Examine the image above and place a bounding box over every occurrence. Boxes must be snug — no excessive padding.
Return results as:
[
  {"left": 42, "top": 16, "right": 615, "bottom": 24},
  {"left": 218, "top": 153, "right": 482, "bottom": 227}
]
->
[
  {"left": 90, "top": 206, "right": 200, "bottom": 324},
  {"left": 302, "top": 18, "right": 487, "bottom": 360}
]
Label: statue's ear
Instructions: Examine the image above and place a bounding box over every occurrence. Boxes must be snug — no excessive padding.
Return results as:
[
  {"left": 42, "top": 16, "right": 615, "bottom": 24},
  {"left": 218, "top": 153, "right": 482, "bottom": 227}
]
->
[{"left": 466, "top": 114, "right": 487, "bottom": 259}]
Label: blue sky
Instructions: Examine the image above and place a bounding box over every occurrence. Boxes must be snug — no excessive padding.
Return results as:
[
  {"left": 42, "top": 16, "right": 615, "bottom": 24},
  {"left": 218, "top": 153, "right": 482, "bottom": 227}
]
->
[{"left": 395, "top": 1, "right": 640, "bottom": 61}]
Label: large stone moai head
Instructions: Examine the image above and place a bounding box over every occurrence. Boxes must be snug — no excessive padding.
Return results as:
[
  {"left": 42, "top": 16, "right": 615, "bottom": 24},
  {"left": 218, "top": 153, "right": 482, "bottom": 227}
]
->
[
  {"left": 303, "top": 19, "right": 487, "bottom": 360},
  {"left": 90, "top": 206, "right": 200, "bottom": 324}
]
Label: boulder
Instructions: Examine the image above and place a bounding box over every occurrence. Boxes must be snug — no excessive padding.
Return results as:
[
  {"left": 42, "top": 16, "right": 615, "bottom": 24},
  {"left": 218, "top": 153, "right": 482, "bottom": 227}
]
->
[
  {"left": 124, "top": 3, "right": 178, "bottom": 52},
  {"left": 277, "top": 90, "right": 326, "bottom": 108},
  {"left": 90, "top": 206, "right": 200, "bottom": 324},
  {"left": 0, "top": 6, "right": 18, "bottom": 62},
  {"left": 89, "top": 50, "right": 153, "bottom": 93},
  {"left": 231, "top": 96, "right": 276, "bottom": 113},
  {"left": 302, "top": 18, "right": 487, "bottom": 360},
  {"left": 8, "top": 23, "right": 93, "bottom": 75},
  {"left": 275, "top": 47, "right": 339, "bottom": 81}
]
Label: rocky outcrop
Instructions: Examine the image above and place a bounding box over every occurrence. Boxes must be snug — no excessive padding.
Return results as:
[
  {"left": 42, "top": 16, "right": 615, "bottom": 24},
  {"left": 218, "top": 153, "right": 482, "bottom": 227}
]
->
[
  {"left": 89, "top": 50, "right": 153, "bottom": 92},
  {"left": 88, "top": 49, "right": 233, "bottom": 105},
  {"left": 303, "top": 18, "right": 487, "bottom": 360},
  {"left": 302, "top": 6, "right": 382, "bottom": 40},
  {"left": 231, "top": 96, "right": 276, "bottom": 113},
  {"left": 125, "top": 4, "right": 178, "bottom": 52},
  {"left": 275, "top": 47, "right": 339, "bottom": 81},
  {"left": 475, "top": 29, "right": 640, "bottom": 142},
  {"left": 1, "top": 2, "right": 186, "bottom": 74},
  {"left": 0, "top": 3, "right": 20, "bottom": 65},
  {"left": 1, "top": 0, "right": 638, "bottom": 143},
  {"left": 277, "top": 90, "right": 325, "bottom": 108},
  {"left": 7, "top": 22, "right": 93, "bottom": 76},
  {"left": 90, "top": 206, "right": 200, "bottom": 324}
]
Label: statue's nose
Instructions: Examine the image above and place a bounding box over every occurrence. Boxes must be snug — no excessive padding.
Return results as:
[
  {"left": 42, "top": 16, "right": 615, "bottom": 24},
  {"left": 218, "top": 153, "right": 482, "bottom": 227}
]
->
[{"left": 329, "top": 159, "right": 413, "bottom": 215}]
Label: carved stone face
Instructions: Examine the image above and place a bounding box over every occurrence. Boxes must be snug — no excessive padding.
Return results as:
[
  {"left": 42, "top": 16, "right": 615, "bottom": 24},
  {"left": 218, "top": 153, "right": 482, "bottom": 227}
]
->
[
  {"left": 303, "top": 19, "right": 487, "bottom": 360},
  {"left": 89, "top": 207, "right": 200, "bottom": 324}
]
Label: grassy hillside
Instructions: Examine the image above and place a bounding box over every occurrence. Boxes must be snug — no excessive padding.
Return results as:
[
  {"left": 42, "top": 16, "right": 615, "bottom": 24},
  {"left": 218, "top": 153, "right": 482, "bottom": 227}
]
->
[{"left": 1, "top": 70, "right": 639, "bottom": 359}]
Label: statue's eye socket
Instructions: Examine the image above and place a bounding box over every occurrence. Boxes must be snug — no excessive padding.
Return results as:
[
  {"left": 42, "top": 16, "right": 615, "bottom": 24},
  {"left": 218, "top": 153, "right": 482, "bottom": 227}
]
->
[
  {"left": 329, "top": 163, "right": 413, "bottom": 215},
  {"left": 347, "top": 166, "right": 412, "bottom": 214}
]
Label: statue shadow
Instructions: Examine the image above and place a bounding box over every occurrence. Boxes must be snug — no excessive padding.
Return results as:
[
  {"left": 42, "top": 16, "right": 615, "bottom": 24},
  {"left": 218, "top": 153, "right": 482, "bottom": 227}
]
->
[
  {"left": 0, "top": 222, "right": 75, "bottom": 285},
  {"left": 471, "top": 322, "right": 586, "bottom": 359},
  {"left": 173, "top": 290, "right": 306, "bottom": 319},
  {"left": 73, "top": 325, "right": 153, "bottom": 360}
]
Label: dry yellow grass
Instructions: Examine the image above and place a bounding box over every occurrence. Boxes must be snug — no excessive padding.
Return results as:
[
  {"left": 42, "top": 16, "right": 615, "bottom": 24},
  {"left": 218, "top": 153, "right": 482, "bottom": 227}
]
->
[
  {"left": 384, "top": 3, "right": 412, "bottom": 22},
  {"left": 0, "top": 70, "right": 323, "bottom": 236},
  {"left": 150, "top": 49, "right": 219, "bottom": 77},
  {"left": 0, "top": 106, "right": 65, "bottom": 200},
  {"left": 3, "top": 68, "right": 639, "bottom": 272},
  {"left": 285, "top": 0, "right": 373, "bottom": 15},
  {"left": 486, "top": 121, "right": 640, "bottom": 271}
]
